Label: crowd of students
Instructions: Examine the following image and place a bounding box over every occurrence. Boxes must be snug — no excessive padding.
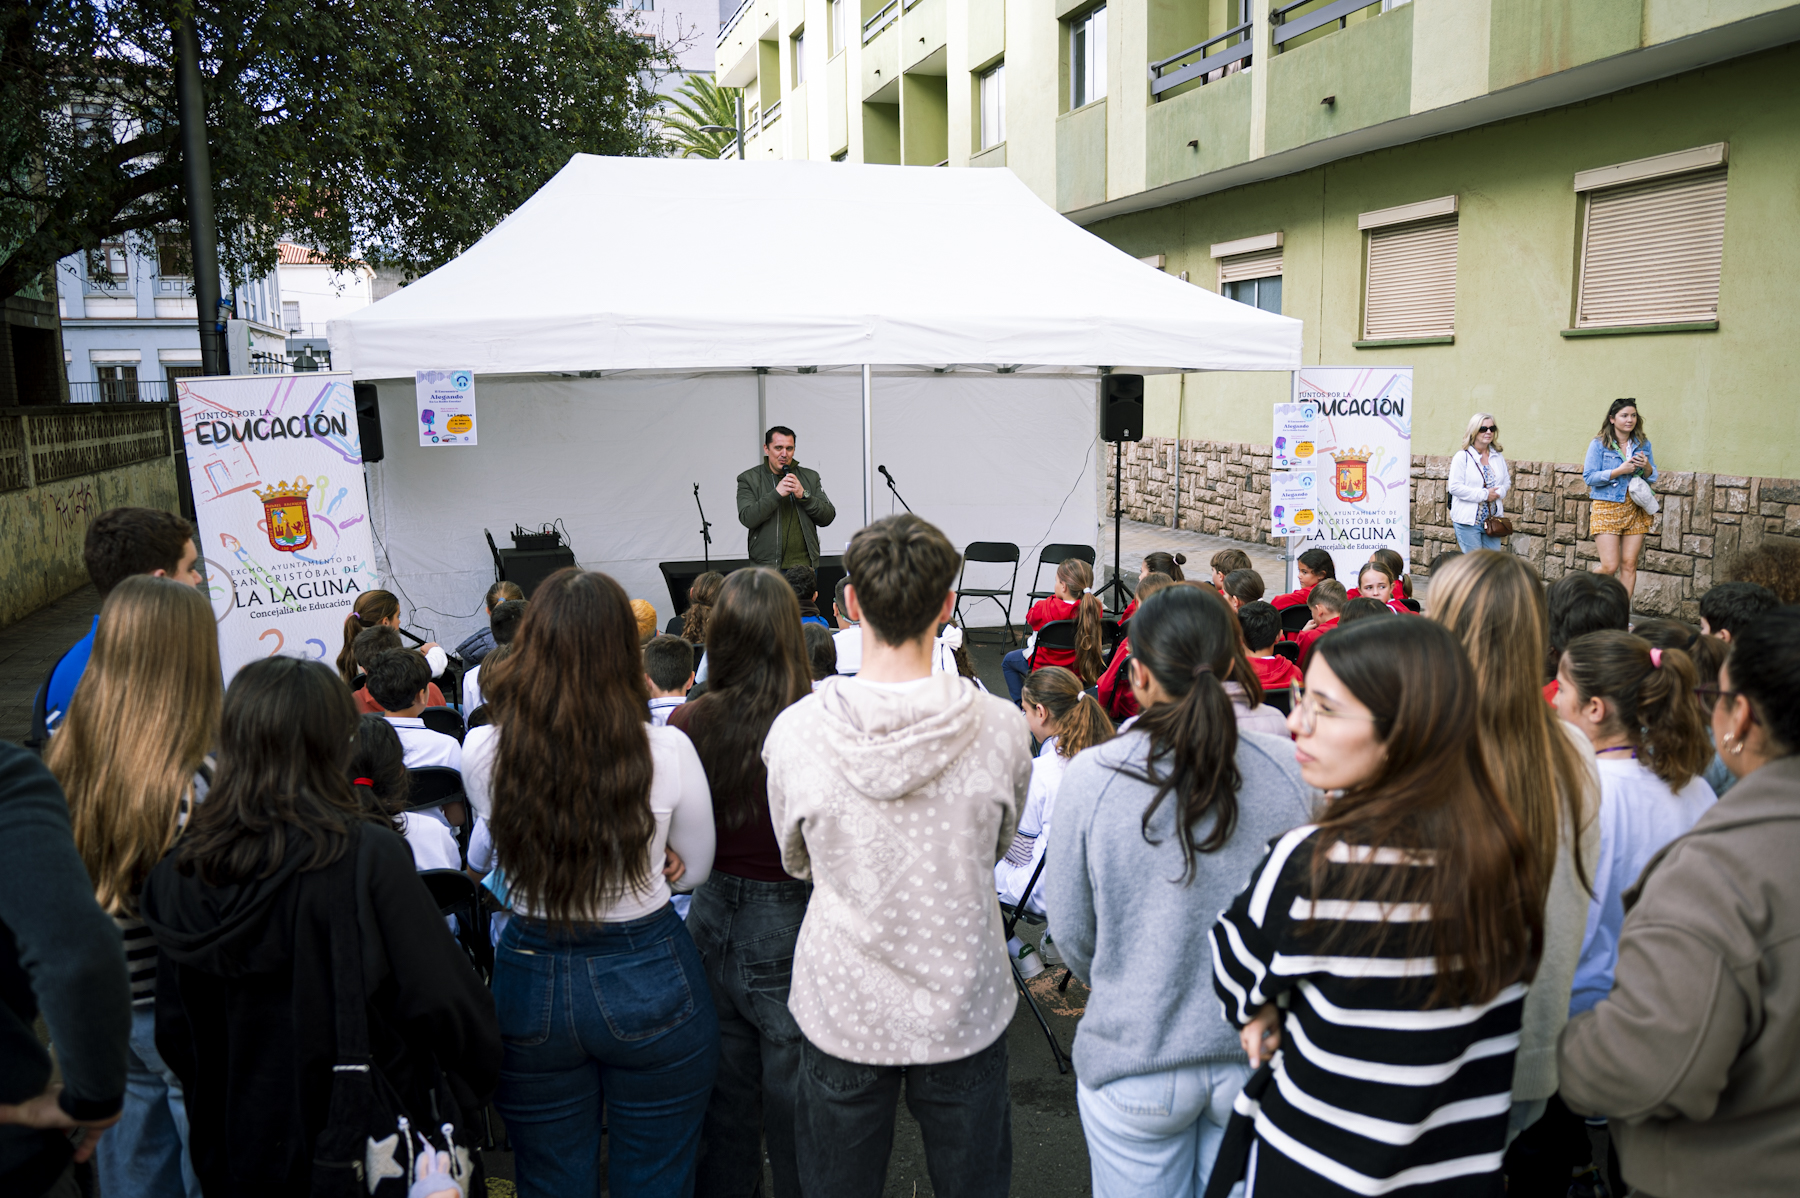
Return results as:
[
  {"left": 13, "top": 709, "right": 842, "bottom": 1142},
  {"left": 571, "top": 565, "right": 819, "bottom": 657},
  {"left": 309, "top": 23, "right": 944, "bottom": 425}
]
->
[{"left": 2, "top": 502, "right": 1797, "bottom": 1198}]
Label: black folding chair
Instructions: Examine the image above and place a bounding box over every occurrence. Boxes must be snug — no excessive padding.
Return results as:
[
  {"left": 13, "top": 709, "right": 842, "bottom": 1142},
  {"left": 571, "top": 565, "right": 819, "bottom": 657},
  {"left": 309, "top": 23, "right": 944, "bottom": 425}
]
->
[
  {"left": 419, "top": 705, "right": 464, "bottom": 743},
  {"left": 1028, "top": 620, "right": 1079, "bottom": 671},
  {"left": 1272, "top": 641, "right": 1300, "bottom": 664},
  {"left": 1401, "top": 597, "right": 1422, "bottom": 613},
  {"left": 418, "top": 869, "right": 496, "bottom": 982},
  {"left": 955, "top": 542, "right": 1021, "bottom": 646},
  {"left": 1280, "top": 604, "right": 1314, "bottom": 636},
  {"left": 1026, "top": 543, "right": 1097, "bottom": 602},
  {"left": 1262, "top": 686, "right": 1292, "bottom": 717},
  {"left": 407, "top": 767, "right": 471, "bottom": 862},
  {"left": 1000, "top": 852, "right": 1071, "bottom": 1074},
  {"left": 466, "top": 704, "right": 493, "bottom": 729}
]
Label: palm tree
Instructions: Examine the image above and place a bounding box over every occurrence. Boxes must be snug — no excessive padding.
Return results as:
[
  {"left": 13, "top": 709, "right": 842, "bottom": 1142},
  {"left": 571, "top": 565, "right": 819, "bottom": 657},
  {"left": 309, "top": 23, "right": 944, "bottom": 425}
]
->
[{"left": 661, "top": 75, "right": 742, "bottom": 159}]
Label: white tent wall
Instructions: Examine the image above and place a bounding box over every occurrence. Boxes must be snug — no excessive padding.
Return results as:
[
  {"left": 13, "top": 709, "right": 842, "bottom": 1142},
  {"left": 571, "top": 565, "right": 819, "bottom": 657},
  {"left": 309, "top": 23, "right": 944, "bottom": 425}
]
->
[{"left": 364, "top": 372, "right": 1097, "bottom": 648}]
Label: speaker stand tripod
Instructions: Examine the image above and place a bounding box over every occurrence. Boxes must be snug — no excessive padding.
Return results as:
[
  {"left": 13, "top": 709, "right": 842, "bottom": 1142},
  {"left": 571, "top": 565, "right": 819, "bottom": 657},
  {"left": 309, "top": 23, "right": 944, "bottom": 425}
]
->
[{"left": 1094, "top": 438, "right": 1132, "bottom": 614}]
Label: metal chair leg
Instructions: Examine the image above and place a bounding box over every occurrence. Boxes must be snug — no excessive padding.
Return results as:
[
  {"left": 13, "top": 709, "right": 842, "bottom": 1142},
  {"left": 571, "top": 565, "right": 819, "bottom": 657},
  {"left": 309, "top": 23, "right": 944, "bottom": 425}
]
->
[{"left": 1011, "top": 956, "right": 1070, "bottom": 1074}]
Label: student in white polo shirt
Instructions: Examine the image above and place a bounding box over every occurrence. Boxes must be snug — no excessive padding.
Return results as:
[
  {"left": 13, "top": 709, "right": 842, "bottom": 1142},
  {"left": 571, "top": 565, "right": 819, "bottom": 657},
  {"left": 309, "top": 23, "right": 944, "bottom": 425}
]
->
[{"left": 366, "top": 648, "right": 463, "bottom": 772}]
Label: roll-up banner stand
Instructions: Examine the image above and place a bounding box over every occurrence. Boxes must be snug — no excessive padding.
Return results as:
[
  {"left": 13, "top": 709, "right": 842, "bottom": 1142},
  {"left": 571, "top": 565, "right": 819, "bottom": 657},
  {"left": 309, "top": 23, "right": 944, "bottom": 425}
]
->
[
  {"left": 1271, "top": 368, "right": 1412, "bottom": 588},
  {"left": 177, "top": 372, "right": 380, "bottom": 678}
]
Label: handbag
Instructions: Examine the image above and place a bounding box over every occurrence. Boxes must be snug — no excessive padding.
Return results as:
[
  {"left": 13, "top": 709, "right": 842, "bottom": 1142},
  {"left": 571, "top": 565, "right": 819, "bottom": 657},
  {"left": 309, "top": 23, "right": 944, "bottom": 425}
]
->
[
  {"left": 1627, "top": 474, "right": 1661, "bottom": 515},
  {"left": 1471, "top": 451, "right": 1514, "bottom": 539},
  {"left": 312, "top": 844, "right": 481, "bottom": 1197}
]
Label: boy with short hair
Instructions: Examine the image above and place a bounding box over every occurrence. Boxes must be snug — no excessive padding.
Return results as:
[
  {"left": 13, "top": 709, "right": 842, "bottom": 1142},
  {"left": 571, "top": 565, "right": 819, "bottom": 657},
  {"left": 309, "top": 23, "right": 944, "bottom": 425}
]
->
[
  {"left": 831, "top": 574, "right": 862, "bottom": 674},
  {"left": 353, "top": 626, "right": 449, "bottom": 715},
  {"left": 1239, "top": 600, "right": 1302, "bottom": 691},
  {"left": 1294, "top": 578, "right": 1349, "bottom": 660},
  {"left": 462, "top": 598, "right": 526, "bottom": 716},
  {"left": 783, "top": 565, "right": 830, "bottom": 628},
  {"left": 366, "top": 649, "right": 462, "bottom": 772},
  {"left": 1220, "top": 568, "right": 1264, "bottom": 610},
  {"left": 765, "top": 514, "right": 1031, "bottom": 1198},
  {"left": 1210, "top": 547, "right": 1254, "bottom": 590},
  {"left": 642, "top": 634, "right": 695, "bottom": 725},
  {"left": 1545, "top": 572, "right": 1631, "bottom": 702},
  {"left": 1697, "top": 580, "right": 1780, "bottom": 643}
]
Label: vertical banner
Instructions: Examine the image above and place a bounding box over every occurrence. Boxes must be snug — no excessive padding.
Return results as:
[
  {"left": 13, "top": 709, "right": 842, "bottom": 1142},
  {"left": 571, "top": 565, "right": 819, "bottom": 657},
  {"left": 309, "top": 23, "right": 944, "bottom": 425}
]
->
[
  {"left": 1269, "top": 468, "right": 1320, "bottom": 538},
  {"left": 416, "top": 369, "right": 479, "bottom": 445},
  {"left": 1291, "top": 367, "right": 1412, "bottom": 584},
  {"left": 178, "top": 372, "right": 379, "bottom": 679}
]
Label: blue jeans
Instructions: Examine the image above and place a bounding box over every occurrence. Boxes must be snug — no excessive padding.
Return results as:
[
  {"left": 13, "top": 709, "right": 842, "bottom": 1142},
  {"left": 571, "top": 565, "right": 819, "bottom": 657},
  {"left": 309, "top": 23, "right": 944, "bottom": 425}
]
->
[
  {"left": 686, "top": 873, "right": 812, "bottom": 1198},
  {"left": 1002, "top": 649, "right": 1030, "bottom": 705},
  {"left": 494, "top": 904, "right": 720, "bottom": 1198},
  {"left": 794, "top": 1033, "right": 1012, "bottom": 1198},
  {"left": 1453, "top": 522, "right": 1505, "bottom": 553},
  {"left": 97, "top": 1002, "right": 201, "bottom": 1198},
  {"left": 1077, "top": 1061, "right": 1249, "bottom": 1198}
]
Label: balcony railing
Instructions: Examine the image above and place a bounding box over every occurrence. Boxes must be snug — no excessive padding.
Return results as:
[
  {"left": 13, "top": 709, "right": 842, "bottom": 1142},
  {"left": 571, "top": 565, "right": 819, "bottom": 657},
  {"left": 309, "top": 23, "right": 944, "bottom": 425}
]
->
[
  {"left": 717, "top": 0, "right": 756, "bottom": 46},
  {"left": 863, "top": 0, "right": 898, "bottom": 44},
  {"left": 70, "top": 380, "right": 178, "bottom": 404},
  {"left": 761, "top": 99, "right": 782, "bottom": 129},
  {"left": 1272, "top": 0, "right": 1383, "bottom": 52},
  {"left": 1149, "top": 18, "right": 1253, "bottom": 100}
]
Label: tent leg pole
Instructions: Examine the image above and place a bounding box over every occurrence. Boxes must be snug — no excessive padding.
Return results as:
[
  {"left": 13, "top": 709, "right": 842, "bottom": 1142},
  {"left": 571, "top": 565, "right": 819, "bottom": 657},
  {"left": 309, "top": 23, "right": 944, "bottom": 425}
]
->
[{"left": 862, "top": 364, "right": 873, "bottom": 528}]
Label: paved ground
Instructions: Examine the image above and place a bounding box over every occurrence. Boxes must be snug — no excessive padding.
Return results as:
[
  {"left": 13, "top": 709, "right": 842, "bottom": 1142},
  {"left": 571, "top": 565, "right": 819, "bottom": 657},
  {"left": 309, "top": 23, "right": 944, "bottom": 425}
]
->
[{"left": 0, "top": 583, "right": 99, "bottom": 744}]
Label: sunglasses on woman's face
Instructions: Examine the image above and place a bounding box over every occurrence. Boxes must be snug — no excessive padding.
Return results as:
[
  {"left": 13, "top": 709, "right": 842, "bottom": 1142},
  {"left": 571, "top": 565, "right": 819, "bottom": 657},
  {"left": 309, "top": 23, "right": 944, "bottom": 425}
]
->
[{"left": 1478, "top": 425, "right": 1497, "bottom": 433}]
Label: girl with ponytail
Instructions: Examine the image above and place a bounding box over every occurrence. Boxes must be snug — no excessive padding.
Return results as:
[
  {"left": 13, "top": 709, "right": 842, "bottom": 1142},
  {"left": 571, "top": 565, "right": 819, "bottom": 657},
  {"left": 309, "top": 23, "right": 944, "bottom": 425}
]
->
[
  {"left": 1047, "top": 585, "right": 1314, "bottom": 1196},
  {"left": 1555, "top": 630, "right": 1716, "bottom": 1012},
  {"left": 997, "top": 667, "right": 1115, "bottom": 975},
  {"left": 1002, "top": 556, "right": 1107, "bottom": 702}
]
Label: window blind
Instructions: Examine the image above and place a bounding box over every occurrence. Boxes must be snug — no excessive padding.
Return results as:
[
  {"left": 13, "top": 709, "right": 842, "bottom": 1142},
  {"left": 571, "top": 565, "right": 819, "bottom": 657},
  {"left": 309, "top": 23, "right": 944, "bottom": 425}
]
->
[
  {"left": 1577, "top": 168, "right": 1727, "bottom": 328},
  {"left": 1218, "top": 248, "right": 1283, "bottom": 286},
  {"left": 1363, "top": 216, "right": 1458, "bottom": 340}
]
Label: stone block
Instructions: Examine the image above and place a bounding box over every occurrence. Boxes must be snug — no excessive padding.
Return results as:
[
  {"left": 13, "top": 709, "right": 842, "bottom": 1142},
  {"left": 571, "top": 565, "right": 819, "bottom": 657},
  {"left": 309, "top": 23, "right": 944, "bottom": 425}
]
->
[
  {"left": 1632, "top": 573, "right": 1687, "bottom": 618},
  {"left": 1714, "top": 513, "right": 1741, "bottom": 525},
  {"left": 1788, "top": 508, "right": 1800, "bottom": 537},
  {"left": 1641, "top": 550, "right": 1694, "bottom": 576},
  {"left": 1761, "top": 479, "right": 1800, "bottom": 504},
  {"left": 1715, "top": 475, "right": 1750, "bottom": 488},
  {"left": 1657, "top": 472, "right": 1695, "bottom": 497},
  {"left": 1693, "top": 474, "right": 1714, "bottom": 520},
  {"left": 1760, "top": 502, "right": 1787, "bottom": 518},
  {"left": 1575, "top": 540, "right": 1597, "bottom": 561},
  {"left": 1555, "top": 522, "right": 1576, "bottom": 545},
  {"left": 1536, "top": 494, "right": 1555, "bottom": 511},
  {"left": 1682, "top": 534, "right": 1715, "bottom": 557}
]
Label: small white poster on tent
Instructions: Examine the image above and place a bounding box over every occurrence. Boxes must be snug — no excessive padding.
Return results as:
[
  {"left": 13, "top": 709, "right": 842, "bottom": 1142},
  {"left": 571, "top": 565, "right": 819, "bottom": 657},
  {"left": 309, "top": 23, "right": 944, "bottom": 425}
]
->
[
  {"left": 1288, "top": 367, "right": 1413, "bottom": 584},
  {"left": 1270, "top": 470, "right": 1320, "bottom": 538},
  {"left": 416, "top": 369, "right": 479, "bottom": 446},
  {"left": 1272, "top": 401, "right": 1320, "bottom": 470},
  {"left": 177, "top": 372, "right": 380, "bottom": 679}
]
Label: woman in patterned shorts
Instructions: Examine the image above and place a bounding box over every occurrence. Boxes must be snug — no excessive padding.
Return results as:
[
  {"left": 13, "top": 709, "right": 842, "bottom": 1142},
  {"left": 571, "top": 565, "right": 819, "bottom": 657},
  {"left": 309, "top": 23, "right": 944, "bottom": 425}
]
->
[{"left": 1582, "top": 399, "right": 1658, "bottom": 602}]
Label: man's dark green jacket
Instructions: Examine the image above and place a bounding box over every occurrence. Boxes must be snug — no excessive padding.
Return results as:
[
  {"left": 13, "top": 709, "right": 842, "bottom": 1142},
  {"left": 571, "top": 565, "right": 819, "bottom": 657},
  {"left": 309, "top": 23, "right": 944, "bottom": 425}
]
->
[{"left": 736, "top": 462, "right": 835, "bottom": 567}]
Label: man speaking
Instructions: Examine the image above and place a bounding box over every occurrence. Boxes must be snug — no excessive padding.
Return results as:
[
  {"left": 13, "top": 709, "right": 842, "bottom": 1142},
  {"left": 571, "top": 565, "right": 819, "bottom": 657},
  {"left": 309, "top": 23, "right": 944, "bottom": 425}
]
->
[{"left": 737, "top": 425, "right": 836, "bottom": 568}]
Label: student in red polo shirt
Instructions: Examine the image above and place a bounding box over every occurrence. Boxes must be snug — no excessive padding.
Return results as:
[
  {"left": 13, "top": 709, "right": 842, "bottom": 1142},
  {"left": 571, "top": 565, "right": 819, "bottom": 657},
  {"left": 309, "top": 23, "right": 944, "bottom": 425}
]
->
[
  {"left": 1002, "top": 558, "right": 1105, "bottom": 703},
  {"left": 1294, "top": 579, "right": 1349, "bottom": 663},
  {"left": 1270, "top": 547, "right": 1336, "bottom": 610},
  {"left": 1238, "top": 600, "right": 1302, "bottom": 692}
]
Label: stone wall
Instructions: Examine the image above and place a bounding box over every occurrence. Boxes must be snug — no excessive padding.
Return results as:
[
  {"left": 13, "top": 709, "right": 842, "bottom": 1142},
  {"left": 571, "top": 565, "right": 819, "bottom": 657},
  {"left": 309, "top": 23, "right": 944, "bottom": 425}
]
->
[
  {"left": 1105, "top": 437, "right": 1800, "bottom": 619},
  {"left": 0, "top": 404, "right": 181, "bottom": 628}
]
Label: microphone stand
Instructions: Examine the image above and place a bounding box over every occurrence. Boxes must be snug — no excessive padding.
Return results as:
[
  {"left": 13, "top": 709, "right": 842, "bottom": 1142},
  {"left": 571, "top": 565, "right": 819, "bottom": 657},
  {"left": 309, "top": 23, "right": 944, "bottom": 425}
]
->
[
  {"left": 693, "top": 483, "right": 713, "bottom": 568},
  {"left": 879, "top": 466, "right": 913, "bottom": 513}
]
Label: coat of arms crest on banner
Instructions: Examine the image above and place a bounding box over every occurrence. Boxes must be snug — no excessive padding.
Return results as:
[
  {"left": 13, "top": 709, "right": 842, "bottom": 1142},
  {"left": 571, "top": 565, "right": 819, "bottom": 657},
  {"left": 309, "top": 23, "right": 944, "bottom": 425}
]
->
[
  {"left": 256, "top": 478, "right": 315, "bottom": 552},
  {"left": 1330, "top": 447, "right": 1372, "bottom": 504}
]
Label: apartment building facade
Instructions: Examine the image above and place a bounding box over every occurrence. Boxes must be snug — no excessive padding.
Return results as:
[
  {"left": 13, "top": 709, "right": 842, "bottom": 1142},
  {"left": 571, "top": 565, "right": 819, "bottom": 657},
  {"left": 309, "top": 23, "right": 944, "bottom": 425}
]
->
[{"left": 716, "top": 0, "right": 1800, "bottom": 483}]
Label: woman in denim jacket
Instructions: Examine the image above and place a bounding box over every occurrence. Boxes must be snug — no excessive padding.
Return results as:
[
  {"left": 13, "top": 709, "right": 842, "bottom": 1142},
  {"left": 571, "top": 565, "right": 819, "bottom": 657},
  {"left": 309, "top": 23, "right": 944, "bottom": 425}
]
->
[{"left": 1583, "top": 398, "right": 1658, "bottom": 602}]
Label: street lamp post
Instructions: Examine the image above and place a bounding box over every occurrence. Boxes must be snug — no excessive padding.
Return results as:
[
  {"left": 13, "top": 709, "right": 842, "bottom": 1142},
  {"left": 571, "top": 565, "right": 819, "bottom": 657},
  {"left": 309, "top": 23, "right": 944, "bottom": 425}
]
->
[{"left": 697, "top": 121, "right": 744, "bottom": 160}]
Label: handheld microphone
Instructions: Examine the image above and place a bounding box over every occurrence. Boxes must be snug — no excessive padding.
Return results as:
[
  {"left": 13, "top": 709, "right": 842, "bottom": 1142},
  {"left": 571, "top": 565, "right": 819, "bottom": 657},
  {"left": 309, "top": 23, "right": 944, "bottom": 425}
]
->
[{"left": 878, "top": 465, "right": 893, "bottom": 481}]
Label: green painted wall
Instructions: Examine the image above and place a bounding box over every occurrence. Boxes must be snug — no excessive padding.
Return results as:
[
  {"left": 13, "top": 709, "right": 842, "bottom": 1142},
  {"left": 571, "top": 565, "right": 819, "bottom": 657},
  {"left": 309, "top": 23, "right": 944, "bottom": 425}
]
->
[
  {"left": 902, "top": 74, "right": 950, "bottom": 163},
  {"left": 1488, "top": 0, "right": 1641, "bottom": 90},
  {"left": 863, "top": 101, "right": 902, "bottom": 162},
  {"left": 1146, "top": 68, "right": 1252, "bottom": 189},
  {"left": 1265, "top": 2, "right": 1414, "bottom": 156},
  {"left": 1056, "top": 99, "right": 1108, "bottom": 211},
  {"left": 1089, "top": 46, "right": 1800, "bottom": 479}
]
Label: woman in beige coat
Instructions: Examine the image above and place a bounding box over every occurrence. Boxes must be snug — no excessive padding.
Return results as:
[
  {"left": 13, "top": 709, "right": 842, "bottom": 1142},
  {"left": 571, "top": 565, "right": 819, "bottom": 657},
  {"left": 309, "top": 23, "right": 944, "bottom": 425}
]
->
[{"left": 1559, "top": 605, "right": 1800, "bottom": 1197}]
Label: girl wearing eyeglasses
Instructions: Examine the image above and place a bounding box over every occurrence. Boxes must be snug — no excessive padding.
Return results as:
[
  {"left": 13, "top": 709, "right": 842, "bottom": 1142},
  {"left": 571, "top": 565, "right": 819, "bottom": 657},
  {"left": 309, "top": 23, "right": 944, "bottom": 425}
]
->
[
  {"left": 1448, "top": 412, "right": 1512, "bottom": 552},
  {"left": 1209, "top": 617, "right": 1543, "bottom": 1196}
]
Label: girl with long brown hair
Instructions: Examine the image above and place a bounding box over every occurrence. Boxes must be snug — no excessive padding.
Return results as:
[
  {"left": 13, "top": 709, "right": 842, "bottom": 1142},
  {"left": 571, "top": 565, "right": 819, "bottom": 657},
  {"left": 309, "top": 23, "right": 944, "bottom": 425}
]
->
[
  {"left": 1582, "top": 397, "right": 1659, "bottom": 600},
  {"left": 678, "top": 570, "right": 724, "bottom": 642},
  {"left": 139, "top": 657, "right": 499, "bottom": 1197},
  {"left": 469, "top": 567, "right": 718, "bottom": 1197},
  {"left": 334, "top": 588, "right": 446, "bottom": 687},
  {"left": 666, "top": 568, "right": 813, "bottom": 1197},
  {"left": 1426, "top": 549, "right": 1599, "bottom": 1160},
  {"left": 1002, "top": 556, "right": 1106, "bottom": 702},
  {"left": 47, "top": 575, "right": 220, "bottom": 1198},
  {"left": 999, "top": 666, "right": 1114, "bottom": 976},
  {"left": 1048, "top": 586, "right": 1314, "bottom": 1197},
  {"left": 1210, "top": 617, "right": 1543, "bottom": 1197}
]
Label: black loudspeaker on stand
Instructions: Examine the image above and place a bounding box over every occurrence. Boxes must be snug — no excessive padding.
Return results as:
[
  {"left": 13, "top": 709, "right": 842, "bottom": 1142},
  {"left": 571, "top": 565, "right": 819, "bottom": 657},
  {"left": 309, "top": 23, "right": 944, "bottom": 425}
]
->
[
  {"left": 1096, "top": 374, "right": 1144, "bottom": 612},
  {"left": 353, "top": 383, "right": 385, "bottom": 463}
]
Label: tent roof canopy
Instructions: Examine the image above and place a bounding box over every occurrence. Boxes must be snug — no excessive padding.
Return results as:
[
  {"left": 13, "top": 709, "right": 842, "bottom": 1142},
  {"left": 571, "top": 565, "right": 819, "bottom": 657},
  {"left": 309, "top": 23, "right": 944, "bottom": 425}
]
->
[{"left": 331, "top": 154, "right": 1303, "bottom": 380}]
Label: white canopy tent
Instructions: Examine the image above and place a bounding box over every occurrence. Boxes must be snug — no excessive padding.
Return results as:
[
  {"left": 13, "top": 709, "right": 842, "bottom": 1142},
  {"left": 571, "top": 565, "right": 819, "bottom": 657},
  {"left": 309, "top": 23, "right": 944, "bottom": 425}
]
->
[{"left": 330, "top": 155, "right": 1301, "bottom": 643}]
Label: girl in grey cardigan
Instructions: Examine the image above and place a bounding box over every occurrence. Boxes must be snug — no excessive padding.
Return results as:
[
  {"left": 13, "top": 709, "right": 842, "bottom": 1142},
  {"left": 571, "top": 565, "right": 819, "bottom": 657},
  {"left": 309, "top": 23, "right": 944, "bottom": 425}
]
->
[{"left": 1048, "top": 585, "right": 1314, "bottom": 1198}]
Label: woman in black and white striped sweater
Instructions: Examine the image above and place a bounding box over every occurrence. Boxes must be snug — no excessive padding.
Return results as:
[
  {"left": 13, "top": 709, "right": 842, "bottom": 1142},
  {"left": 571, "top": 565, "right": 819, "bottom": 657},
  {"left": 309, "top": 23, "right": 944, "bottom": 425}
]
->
[{"left": 1208, "top": 618, "right": 1544, "bottom": 1197}]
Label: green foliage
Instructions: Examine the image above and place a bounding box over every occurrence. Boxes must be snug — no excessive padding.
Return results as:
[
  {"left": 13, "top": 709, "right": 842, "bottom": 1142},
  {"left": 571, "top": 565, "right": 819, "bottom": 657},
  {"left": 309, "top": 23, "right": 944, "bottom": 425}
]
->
[
  {"left": 660, "top": 74, "right": 743, "bottom": 160},
  {"left": 0, "top": 0, "right": 671, "bottom": 298}
]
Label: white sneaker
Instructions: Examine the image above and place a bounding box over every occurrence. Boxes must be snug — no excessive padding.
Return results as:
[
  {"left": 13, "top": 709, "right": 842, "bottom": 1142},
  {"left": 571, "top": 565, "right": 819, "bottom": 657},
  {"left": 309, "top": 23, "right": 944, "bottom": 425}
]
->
[
  {"left": 1039, "top": 933, "right": 1064, "bottom": 969},
  {"left": 1009, "top": 936, "right": 1044, "bottom": 979}
]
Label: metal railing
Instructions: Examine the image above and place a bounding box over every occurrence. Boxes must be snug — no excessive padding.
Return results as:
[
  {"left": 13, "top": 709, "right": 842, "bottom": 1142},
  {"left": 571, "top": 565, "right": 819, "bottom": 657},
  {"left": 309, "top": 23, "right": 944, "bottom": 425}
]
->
[
  {"left": 717, "top": 0, "right": 757, "bottom": 46},
  {"left": 863, "top": 0, "right": 898, "bottom": 44},
  {"left": 69, "top": 380, "right": 177, "bottom": 404},
  {"left": 1149, "top": 18, "right": 1253, "bottom": 99},
  {"left": 1272, "top": 0, "right": 1382, "bottom": 51},
  {"left": 761, "top": 99, "right": 782, "bottom": 129}
]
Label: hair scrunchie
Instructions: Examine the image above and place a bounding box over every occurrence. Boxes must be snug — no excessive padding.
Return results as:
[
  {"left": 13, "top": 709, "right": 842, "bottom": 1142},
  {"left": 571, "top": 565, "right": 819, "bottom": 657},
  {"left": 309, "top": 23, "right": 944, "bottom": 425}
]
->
[
  {"left": 1650, "top": 647, "right": 1663, "bottom": 668},
  {"left": 1191, "top": 662, "right": 1213, "bottom": 681}
]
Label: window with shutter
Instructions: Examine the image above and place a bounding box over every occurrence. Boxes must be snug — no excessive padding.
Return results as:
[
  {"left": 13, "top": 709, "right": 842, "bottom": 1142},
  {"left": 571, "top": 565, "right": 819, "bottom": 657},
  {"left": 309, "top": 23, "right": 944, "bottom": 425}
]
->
[
  {"left": 1218, "top": 248, "right": 1282, "bottom": 286},
  {"left": 1363, "top": 216, "right": 1457, "bottom": 341},
  {"left": 1576, "top": 168, "right": 1726, "bottom": 329}
]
